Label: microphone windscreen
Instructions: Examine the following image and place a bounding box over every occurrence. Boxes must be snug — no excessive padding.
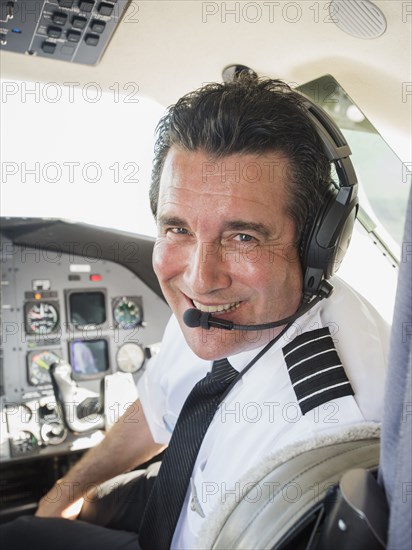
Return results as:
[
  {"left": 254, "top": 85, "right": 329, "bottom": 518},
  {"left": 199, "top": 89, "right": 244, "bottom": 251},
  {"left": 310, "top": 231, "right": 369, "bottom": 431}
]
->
[{"left": 183, "top": 308, "right": 202, "bottom": 328}]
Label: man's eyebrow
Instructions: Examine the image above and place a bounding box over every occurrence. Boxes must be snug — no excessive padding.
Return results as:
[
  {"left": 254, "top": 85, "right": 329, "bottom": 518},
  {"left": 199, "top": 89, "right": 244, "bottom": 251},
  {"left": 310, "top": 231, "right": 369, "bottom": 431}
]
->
[
  {"left": 223, "top": 221, "right": 271, "bottom": 239},
  {"left": 157, "top": 215, "right": 187, "bottom": 228},
  {"left": 157, "top": 217, "right": 272, "bottom": 238}
]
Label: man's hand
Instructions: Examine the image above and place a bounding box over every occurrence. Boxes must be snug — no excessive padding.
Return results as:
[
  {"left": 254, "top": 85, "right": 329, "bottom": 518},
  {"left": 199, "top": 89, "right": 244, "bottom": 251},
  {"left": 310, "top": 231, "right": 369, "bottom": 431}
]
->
[
  {"left": 35, "top": 480, "right": 84, "bottom": 519},
  {"left": 34, "top": 399, "right": 162, "bottom": 520}
]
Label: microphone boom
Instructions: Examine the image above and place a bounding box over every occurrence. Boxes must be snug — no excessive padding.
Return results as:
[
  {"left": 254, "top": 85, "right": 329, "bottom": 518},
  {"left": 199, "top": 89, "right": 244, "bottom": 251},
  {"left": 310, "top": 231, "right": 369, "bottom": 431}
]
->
[{"left": 183, "top": 285, "right": 332, "bottom": 332}]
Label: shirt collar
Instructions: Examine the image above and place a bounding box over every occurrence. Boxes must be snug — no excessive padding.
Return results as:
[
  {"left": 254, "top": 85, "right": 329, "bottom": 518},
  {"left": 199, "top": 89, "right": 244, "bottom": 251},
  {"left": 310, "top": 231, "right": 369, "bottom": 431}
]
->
[{"left": 227, "top": 345, "right": 266, "bottom": 373}]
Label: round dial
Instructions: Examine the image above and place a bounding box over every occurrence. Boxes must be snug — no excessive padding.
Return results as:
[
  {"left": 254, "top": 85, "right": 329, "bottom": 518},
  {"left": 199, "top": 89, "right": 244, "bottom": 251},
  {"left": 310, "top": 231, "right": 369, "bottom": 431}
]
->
[
  {"left": 116, "top": 343, "right": 145, "bottom": 374},
  {"left": 28, "top": 350, "right": 61, "bottom": 386},
  {"left": 26, "top": 302, "right": 59, "bottom": 335},
  {"left": 113, "top": 297, "right": 142, "bottom": 329}
]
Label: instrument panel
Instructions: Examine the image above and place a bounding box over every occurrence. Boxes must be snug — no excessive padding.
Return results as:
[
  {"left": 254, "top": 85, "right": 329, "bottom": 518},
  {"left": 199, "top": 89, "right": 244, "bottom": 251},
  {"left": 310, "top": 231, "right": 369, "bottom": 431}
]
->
[{"left": 0, "top": 228, "right": 171, "bottom": 464}]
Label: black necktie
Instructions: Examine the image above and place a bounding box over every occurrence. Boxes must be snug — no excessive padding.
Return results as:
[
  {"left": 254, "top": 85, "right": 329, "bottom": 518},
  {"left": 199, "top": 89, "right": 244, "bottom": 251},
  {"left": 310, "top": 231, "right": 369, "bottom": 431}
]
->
[{"left": 139, "top": 358, "right": 238, "bottom": 550}]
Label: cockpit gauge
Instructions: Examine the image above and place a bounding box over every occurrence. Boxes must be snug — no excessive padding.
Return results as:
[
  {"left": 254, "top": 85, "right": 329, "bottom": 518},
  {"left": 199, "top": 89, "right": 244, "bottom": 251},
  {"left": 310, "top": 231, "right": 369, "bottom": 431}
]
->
[
  {"left": 27, "top": 350, "right": 61, "bottom": 386},
  {"left": 116, "top": 343, "right": 145, "bottom": 374},
  {"left": 25, "top": 302, "right": 59, "bottom": 335},
  {"left": 113, "top": 297, "right": 142, "bottom": 329}
]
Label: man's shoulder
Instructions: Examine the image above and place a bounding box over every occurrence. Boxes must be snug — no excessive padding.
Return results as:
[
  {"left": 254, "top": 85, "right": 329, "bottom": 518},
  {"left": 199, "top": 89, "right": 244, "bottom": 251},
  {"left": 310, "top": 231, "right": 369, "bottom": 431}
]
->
[
  {"left": 282, "top": 277, "right": 389, "bottom": 422},
  {"left": 287, "top": 275, "right": 390, "bottom": 379},
  {"left": 321, "top": 276, "right": 389, "bottom": 336}
]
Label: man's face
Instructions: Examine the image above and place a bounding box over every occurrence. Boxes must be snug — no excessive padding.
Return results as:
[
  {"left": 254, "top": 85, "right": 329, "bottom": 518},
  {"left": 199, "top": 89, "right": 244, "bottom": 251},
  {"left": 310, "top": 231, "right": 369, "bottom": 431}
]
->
[{"left": 153, "top": 147, "right": 303, "bottom": 360}]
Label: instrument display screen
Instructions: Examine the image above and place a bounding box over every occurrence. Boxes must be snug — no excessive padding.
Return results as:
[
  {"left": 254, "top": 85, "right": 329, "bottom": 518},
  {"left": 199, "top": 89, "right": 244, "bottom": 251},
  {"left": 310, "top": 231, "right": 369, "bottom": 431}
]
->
[
  {"left": 69, "top": 339, "right": 109, "bottom": 378},
  {"left": 69, "top": 291, "right": 106, "bottom": 326}
]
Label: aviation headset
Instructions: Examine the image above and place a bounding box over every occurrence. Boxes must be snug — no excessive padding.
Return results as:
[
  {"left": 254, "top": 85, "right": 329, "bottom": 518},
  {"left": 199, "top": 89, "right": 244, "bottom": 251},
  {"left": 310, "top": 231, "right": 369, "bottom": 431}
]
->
[{"left": 297, "top": 97, "right": 359, "bottom": 301}]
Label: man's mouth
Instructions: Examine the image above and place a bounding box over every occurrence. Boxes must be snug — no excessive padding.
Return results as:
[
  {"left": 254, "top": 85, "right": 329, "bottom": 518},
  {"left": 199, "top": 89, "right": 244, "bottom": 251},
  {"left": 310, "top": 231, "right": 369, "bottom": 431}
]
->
[{"left": 192, "top": 300, "right": 241, "bottom": 314}]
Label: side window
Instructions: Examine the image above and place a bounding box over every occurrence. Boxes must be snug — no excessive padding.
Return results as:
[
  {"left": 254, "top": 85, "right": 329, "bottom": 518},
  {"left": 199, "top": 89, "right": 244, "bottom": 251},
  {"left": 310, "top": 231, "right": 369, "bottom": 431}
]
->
[
  {"left": 0, "top": 79, "right": 164, "bottom": 237},
  {"left": 298, "top": 75, "right": 409, "bottom": 321}
]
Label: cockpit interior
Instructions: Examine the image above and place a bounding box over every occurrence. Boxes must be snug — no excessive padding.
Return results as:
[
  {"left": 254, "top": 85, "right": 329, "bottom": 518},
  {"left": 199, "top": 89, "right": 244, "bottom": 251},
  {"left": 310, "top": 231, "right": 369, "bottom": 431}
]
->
[{"left": 0, "top": 0, "right": 411, "bottom": 547}]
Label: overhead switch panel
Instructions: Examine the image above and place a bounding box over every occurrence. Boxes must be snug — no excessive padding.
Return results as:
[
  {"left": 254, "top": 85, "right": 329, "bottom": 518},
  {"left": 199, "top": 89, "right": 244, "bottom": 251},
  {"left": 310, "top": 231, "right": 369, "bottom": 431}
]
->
[{"left": 0, "top": 0, "right": 130, "bottom": 65}]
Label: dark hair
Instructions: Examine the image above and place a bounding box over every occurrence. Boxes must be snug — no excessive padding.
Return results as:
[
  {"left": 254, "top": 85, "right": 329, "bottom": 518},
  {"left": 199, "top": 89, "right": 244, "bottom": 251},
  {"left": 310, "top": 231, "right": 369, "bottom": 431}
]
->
[{"left": 150, "top": 76, "right": 331, "bottom": 244}]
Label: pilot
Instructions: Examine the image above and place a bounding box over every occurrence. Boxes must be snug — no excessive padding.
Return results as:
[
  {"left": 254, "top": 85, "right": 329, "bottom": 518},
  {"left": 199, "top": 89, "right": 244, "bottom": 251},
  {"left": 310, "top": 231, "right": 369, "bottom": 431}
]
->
[{"left": 0, "top": 76, "right": 388, "bottom": 550}]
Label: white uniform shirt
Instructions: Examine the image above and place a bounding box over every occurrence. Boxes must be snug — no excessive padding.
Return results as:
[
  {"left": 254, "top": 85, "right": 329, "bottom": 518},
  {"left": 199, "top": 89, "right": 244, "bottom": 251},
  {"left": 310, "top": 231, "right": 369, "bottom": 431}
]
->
[{"left": 137, "top": 277, "right": 388, "bottom": 549}]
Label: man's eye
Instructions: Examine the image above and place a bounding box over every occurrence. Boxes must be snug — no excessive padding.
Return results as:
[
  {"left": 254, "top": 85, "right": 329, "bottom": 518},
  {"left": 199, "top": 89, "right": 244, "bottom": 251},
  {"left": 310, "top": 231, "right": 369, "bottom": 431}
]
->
[
  {"left": 235, "top": 233, "right": 254, "bottom": 242},
  {"left": 169, "top": 227, "right": 188, "bottom": 235}
]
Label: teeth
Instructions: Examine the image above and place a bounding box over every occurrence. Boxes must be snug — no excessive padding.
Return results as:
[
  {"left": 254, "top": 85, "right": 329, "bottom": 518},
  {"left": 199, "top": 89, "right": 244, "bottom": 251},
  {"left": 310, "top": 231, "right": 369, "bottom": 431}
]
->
[{"left": 192, "top": 300, "right": 241, "bottom": 313}]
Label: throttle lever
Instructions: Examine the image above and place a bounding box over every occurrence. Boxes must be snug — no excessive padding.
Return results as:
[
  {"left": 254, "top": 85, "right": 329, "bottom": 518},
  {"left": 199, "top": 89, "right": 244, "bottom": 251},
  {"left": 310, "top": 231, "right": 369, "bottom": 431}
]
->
[{"left": 49, "top": 360, "right": 105, "bottom": 434}]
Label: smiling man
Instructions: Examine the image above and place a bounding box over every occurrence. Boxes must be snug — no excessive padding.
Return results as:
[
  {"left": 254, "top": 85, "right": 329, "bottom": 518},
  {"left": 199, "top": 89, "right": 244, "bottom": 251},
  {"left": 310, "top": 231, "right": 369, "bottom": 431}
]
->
[
  {"left": 153, "top": 148, "right": 302, "bottom": 360},
  {"left": 0, "top": 76, "right": 388, "bottom": 550}
]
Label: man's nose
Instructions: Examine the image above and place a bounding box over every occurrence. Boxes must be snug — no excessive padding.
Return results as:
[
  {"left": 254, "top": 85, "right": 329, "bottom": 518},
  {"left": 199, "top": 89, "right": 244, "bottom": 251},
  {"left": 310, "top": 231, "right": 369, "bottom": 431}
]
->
[{"left": 184, "top": 242, "right": 231, "bottom": 295}]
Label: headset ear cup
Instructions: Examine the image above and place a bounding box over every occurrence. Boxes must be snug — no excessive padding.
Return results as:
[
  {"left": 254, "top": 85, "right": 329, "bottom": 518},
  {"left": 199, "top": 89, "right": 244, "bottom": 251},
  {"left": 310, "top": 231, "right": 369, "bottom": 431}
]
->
[
  {"left": 299, "top": 185, "right": 333, "bottom": 264},
  {"left": 327, "top": 202, "right": 357, "bottom": 277},
  {"left": 301, "top": 184, "right": 358, "bottom": 297},
  {"left": 300, "top": 185, "right": 336, "bottom": 291}
]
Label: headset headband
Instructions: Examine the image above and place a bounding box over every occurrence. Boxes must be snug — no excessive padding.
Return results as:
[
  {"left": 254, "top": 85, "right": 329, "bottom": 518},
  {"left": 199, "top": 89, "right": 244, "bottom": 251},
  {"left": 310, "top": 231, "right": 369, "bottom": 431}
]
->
[{"left": 298, "top": 96, "right": 359, "bottom": 299}]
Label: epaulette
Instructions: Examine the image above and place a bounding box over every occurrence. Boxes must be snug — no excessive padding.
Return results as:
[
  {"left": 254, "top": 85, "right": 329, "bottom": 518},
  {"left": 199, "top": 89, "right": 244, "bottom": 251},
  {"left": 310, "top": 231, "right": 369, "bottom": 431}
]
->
[{"left": 282, "top": 327, "right": 354, "bottom": 415}]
